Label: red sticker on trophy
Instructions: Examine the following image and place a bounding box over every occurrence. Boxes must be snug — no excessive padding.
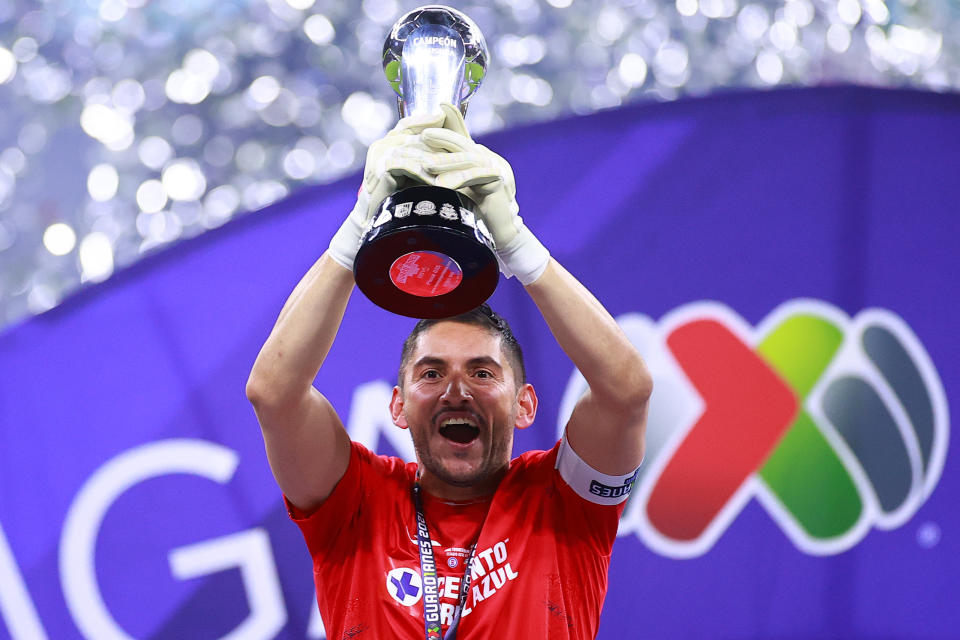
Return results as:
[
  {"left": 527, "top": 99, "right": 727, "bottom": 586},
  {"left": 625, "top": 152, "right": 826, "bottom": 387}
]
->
[{"left": 389, "top": 251, "right": 463, "bottom": 297}]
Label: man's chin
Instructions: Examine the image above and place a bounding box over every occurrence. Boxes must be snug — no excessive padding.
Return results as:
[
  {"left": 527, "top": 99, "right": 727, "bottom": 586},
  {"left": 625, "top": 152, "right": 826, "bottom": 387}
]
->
[
  {"left": 435, "top": 461, "right": 485, "bottom": 487},
  {"left": 416, "top": 439, "right": 506, "bottom": 489}
]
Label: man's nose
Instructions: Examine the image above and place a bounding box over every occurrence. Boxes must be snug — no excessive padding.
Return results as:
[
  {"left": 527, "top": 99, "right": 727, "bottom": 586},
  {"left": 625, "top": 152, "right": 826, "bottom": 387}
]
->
[{"left": 440, "top": 375, "right": 472, "bottom": 402}]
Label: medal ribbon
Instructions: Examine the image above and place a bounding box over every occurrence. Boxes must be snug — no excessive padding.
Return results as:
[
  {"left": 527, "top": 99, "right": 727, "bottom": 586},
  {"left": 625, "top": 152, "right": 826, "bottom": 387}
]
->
[{"left": 412, "top": 483, "right": 477, "bottom": 640}]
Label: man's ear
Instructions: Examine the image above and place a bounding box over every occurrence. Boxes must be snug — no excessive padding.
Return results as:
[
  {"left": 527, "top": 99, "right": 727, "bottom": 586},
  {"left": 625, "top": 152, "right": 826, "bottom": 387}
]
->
[
  {"left": 515, "top": 383, "right": 538, "bottom": 430},
  {"left": 390, "top": 386, "right": 409, "bottom": 429}
]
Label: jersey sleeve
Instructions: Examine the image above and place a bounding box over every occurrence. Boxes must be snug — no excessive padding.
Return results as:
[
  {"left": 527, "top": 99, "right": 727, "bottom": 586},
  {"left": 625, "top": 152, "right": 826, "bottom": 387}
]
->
[
  {"left": 284, "top": 441, "right": 386, "bottom": 557},
  {"left": 512, "top": 439, "right": 638, "bottom": 553},
  {"left": 554, "top": 433, "right": 641, "bottom": 506}
]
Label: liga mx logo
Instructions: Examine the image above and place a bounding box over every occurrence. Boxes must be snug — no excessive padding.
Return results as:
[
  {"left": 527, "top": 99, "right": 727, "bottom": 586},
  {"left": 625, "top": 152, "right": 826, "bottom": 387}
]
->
[{"left": 559, "top": 300, "right": 949, "bottom": 558}]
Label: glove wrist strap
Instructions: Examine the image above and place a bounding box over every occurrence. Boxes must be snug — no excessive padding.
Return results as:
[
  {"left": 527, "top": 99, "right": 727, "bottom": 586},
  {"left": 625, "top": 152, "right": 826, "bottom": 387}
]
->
[
  {"left": 496, "top": 225, "right": 550, "bottom": 286},
  {"left": 328, "top": 196, "right": 367, "bottom": 271}
]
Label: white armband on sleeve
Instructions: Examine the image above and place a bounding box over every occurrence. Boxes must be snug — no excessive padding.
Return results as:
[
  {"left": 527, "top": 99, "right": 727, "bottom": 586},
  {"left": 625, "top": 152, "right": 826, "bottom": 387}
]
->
[{"left": 555, "top": 434, "right": 641, "bottom": 506}]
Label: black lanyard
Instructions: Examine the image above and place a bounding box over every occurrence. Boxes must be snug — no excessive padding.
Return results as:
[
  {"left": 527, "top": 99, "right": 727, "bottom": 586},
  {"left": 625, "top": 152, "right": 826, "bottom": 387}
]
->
[{"left": 411, "top": 483, "right": 478, "bottom": 640}]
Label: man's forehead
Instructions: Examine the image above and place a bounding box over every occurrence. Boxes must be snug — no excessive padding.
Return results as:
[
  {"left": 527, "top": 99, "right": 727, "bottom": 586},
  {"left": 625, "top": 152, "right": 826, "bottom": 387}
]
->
[{"left": 411, "top": 321, "right": 504, "bottom": 361}]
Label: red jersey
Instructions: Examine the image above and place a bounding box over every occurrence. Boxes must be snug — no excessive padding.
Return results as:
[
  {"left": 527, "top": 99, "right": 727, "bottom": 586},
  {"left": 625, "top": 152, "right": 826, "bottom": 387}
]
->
[{"left": 289, "top": 438, "right": 631, "bottom": 639}]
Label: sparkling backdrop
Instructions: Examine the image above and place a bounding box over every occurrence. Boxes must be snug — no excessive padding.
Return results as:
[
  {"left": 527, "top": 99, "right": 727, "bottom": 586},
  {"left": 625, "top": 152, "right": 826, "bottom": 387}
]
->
[{"left": 0, "top": 0, "right": 957, "bottom": 329}]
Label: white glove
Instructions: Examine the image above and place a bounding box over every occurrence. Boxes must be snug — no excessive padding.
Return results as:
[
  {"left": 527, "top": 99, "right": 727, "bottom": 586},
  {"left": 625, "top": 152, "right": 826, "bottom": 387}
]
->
[
  {"left": 327, "top": 111, "right": 445, "bottom": 271},
  {"left": 422, "top": 104, "right": 550, "bottom": 285}
]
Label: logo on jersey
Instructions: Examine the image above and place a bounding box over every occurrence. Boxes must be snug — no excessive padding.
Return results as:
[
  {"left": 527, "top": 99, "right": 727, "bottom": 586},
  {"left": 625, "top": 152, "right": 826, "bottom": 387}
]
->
[
  {"left": 559, "top": 300, "right": 949, "bottom": 558},
  {"left": 386, "top": 567, "right": 422, "bottom": 606}
]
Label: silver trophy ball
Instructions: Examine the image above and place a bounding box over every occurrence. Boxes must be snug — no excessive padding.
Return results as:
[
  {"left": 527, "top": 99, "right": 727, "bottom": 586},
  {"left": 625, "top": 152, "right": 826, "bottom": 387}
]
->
[{"left": 382, "top": 5, "right": 489, "bottom": 118}]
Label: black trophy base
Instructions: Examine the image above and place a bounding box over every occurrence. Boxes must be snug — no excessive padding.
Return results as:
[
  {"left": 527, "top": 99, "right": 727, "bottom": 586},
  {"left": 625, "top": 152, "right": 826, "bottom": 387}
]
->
[{"left": 354, "top": 185, "right": 498, "bottom": 319}]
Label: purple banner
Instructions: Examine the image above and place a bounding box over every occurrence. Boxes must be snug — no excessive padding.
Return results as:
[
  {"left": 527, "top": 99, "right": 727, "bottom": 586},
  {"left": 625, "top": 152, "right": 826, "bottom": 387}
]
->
[{"left": 0, "top": 87, "right": 957, "bottom": 639}]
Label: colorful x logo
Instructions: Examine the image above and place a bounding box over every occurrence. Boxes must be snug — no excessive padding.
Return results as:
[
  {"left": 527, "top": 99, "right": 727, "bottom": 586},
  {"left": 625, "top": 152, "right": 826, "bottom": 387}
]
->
[{"left": 559, "top": 300, "right": 948, "bottom": 557}]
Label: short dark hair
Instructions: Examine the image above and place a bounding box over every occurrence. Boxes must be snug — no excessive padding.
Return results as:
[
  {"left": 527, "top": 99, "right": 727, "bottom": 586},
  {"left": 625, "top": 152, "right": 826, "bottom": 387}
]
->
[{"left": 398, "top": 304, "right": 526, "bottom": 387}]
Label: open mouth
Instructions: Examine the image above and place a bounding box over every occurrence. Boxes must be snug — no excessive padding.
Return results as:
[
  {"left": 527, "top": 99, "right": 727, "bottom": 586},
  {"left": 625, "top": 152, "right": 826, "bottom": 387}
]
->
[{"left": 439, "top": 418, "right": 480, "bottom": 444}]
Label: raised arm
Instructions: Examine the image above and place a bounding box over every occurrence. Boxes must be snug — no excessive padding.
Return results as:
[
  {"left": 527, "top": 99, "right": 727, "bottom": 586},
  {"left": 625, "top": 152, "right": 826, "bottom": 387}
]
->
[
  {"left": 423, "top": 105, "right": 651, "bottom": 474},
  {"left": 524, "top": 260, "right": 651, "bottom": 474},
  {"left": 246, "top": 253, "right": 354, "bottom": 513},
  {"left": 246, "top": 111, "right": 447, "bottom": 512}
]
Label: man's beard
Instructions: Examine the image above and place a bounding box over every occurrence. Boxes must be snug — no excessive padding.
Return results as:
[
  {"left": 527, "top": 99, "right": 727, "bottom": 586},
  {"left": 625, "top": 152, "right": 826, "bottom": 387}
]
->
[{"left": 412, "top": 423, "right": 513, "bottom": 488}]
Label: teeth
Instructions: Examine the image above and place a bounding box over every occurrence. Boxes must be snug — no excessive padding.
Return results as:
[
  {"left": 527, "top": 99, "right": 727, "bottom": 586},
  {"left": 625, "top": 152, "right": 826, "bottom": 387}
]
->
[{"left": 440, "top": 417, "right": 478, "bottom": 428}]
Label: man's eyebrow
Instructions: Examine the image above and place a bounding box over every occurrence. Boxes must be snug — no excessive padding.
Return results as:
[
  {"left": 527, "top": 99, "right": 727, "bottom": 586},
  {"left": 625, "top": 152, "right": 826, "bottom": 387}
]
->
[
  {"left": 466, "top": 356, "right": 503, "bottom": 369},
  {"left": 412, "top": 356, "right": 446, "bottom": 369}
]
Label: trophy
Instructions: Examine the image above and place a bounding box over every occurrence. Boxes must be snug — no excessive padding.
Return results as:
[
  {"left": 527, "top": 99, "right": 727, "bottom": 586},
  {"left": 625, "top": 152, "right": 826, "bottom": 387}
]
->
[{"left": 352, "top": 5, "right": 498, "bottom": 319}]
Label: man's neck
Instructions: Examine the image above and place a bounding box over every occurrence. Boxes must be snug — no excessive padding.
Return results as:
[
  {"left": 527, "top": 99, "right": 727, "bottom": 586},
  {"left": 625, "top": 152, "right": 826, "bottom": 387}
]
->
[{"left": 417, "top": 467, "right": 508, "bottom": 502}]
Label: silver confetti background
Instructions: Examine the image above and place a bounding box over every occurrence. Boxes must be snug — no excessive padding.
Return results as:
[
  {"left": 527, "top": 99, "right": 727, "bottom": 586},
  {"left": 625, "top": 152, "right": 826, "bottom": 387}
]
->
[{"left": 0, "top": 0, "right": 957, "bottom": 330}]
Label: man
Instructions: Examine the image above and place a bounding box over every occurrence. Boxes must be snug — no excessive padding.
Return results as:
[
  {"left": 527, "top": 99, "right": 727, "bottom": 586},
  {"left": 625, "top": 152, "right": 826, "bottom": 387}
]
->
[{"left": 246, "top": 104, "right": 652, "bottom": 639}]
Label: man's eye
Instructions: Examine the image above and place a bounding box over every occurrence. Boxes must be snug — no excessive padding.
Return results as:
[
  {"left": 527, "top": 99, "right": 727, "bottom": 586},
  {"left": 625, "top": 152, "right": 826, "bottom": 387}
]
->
[
  {"left": 423, "top": 370, "right": 440, "bottom": 379},
  {"left": 475, "top": 370, "right": 492, "bottom": 378}
]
